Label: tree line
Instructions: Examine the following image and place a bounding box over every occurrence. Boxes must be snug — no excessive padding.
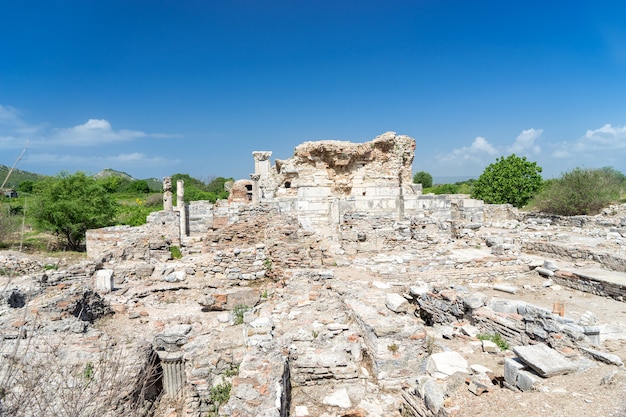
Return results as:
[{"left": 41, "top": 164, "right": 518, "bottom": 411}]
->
[{"left": 413, "top": 155, "right": 626, "bottom": 214}]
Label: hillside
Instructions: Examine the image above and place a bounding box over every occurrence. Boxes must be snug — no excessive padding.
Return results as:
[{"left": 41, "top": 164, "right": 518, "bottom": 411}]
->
[
  {"left": 0, "top": 166, "right": 163, "bottom": 192},
  {"left": 0, "top": 164, "right": 47, "bottom": 189}
]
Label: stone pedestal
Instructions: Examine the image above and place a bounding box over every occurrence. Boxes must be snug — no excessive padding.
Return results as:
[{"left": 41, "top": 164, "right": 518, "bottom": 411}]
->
[{"left": 95, "top": 269, "right": 114, "bottom": 292}]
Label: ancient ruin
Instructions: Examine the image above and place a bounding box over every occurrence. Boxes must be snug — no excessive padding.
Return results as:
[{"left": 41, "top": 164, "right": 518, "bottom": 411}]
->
[{"left": 1, "top": 132, "right": 626, "bottom": 417}]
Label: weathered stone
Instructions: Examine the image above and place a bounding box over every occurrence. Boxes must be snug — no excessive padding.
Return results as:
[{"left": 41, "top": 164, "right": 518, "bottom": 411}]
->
[
  {"left": 579, "top": 347, "right": 624, "bottom": 367},
  {"left": 504, "top": 358, "right": 525, "bottom": 387},
  {"left": 513, "top": 344, "right": 578, "bottom": 377},
  {"left": 385, "top": 293, "right": 408, "bottom": 313},
  {"left": 322, "top": 388, "right": 351, "bottom": 408},
  {"left": 426, "top": 351, "right": 469, "bottom": 377},
  {"left": 95, "top": 269, "right": 114, "bottom": 292}
]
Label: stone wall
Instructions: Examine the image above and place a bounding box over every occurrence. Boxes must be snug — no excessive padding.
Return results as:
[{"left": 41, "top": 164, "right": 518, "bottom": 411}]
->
[{"left": 86, "top": 210, "right": 179, "bottom": 261}]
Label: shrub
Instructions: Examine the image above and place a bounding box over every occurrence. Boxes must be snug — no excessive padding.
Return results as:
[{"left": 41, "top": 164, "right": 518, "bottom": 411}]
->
[
  {"left": 472, "top": 154, "right": 543, "bottom": 208},
  {"left": 30, "top": 172, "right": 118, "bottom": 250},
  {"left": 533, "top": 167, "right": 624, "bottom": 215},
  {"left": 413, "top": 171, "right": 433, "bottom": 188}
]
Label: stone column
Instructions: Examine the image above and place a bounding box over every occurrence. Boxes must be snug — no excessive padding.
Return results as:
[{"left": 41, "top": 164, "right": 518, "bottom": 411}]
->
[
  {"left": 163, "top": 177, "right": 173, "bottom": 211},
  {"left": 250, "top": 174, "right": 260, "bottom": 205},
  {"left": 252, "top": 151, "right": 272, "bottom": 178},
  {"left": 157, "top": 351, "right": 185, "bottom": 397},
  {"left": 154, "top": 328, "right": 189, "bottom": 399},
  {"left": 177, "top": 180, "right": 187, "bottom": 237}
]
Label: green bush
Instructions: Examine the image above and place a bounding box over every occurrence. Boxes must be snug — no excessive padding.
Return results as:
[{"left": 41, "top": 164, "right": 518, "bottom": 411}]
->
[
  {"left": 30, "top": 172, "right": 119, "bottom": 250},
  {"left": 533, "top": 167, "right": 624, "bottom": 215},
  {"left": 472, "top": 154, "right": 542, "bottom": 208},
  {"left": 413, "top": 171, "right": 433, "bottom": 188}
]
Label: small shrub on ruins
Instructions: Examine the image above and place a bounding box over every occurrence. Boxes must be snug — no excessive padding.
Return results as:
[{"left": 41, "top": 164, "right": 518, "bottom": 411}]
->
[
  {"left": 532, "top": 167, "right": 625, "bottom": 215},
  {"left": 170, "top": 245, "right": 182, "bottom": 259},
  {"left": 387, "top": 343, "right": 399, "bottom": 353},
  {"left": 477, "top": 333, "right": 510, "bottom": 351},
  {"left": 472, "top": 154, "right": 543, "bottom": 208},
  {"left": 224, "top": 364, "right": 240, "bottom": 377},
  {"left": 208, "top": 381, "right": 232, "bottom": 414},
  {"left": 82, "top": 362, "right": 94, "bottom": 381},
  {"left": 263, "top": 258, "right": 273, "bottom": 271},
  {"left": 233, "top": 304, "right": 250, "bottom": 325}
]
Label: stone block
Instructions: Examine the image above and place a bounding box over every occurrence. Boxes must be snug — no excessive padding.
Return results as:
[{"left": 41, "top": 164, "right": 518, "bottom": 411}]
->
[
  {"left": 386, "top": 293, "right": 409, "bottom": 313},
  {"left": 517, "top": 369, "right": 540, "bottom": 391},
  {"left": 504, "top": 358, "right": 525, "bottom": 386},
  {"left": 95, "top": 269, "right": 114, "bottom": 292},
  {"left": 513, "top": 344, "right": 577, "bottom": 377},
  {"left": 426, "top": 351, "right": 469, "bottom": 377},
  {"left": 482, "top": 340, "right": 499, "bottom": 353}
]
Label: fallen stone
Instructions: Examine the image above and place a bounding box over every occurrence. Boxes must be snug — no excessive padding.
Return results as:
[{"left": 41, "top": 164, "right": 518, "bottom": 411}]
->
[
  {"left": 493, "top": 284, "right": 517, "bottom": 294},
  {"left": 579, "top": 347, "right": 624, "bottom": 367},
  {"left": 470, "top": 364, "right": 493, "bottom": 374},
  {"left": 543, "top": 260, "right": 559, "bottom": 271},
  {"left": 426, "top": 351, "right": 469, "bottom": 377},
  {"left": 323, "top": 388, "right": 351, "bottom": 409},
  {"left": 513, "top": 344, "right": 578, "bottom": 377},
  {"left": 410, "top": 282, "right": 430, "bottom": 296},
  {"left": 385, "top": 293, "right": 408, "bottom": 314},
  {"left": 535, "top": 267, "right": 554, "bottom": 277},
  {"left": 482, "top": 340, "right": 499, "bottom": 353},
  {"left": 461, "top": 324, "right": 480, "bottom": 338}
]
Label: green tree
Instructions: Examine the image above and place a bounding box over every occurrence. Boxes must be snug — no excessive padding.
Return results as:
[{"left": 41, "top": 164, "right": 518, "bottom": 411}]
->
[
  {"left": 16, "top": 180, "right": 35, "bottom": 193},
  {"left": 126, "top": 179, "right": 150, "bottom": 194},
  {"left": 97, "top": 175, "right": 124, "bottom": 193},
  {"left": 412, "top": 171, "right": 433, "bottom": 188},
  {"left": 471, "top": 154, "right": 543, "bottom": 208},
  {"left": 31, "top": 172, "right": 119, "bottom": 250},
  {"left": 533, "top": 167, "right": 624, "bottom": 215}
]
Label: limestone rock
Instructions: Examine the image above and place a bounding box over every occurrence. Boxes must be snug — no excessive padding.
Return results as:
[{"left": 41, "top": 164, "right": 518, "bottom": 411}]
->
[
  {"left": 426, "top": 351, "right": 469, "bottom": 377},
  {"left": 385, "top": 293, "right": 408, "bottom": 313},
  {"left": 322, "top": 388, "right": 351, "bottom": 408},
  {"left": 513, "top": 344, "right": 578, "bottom": 377}
]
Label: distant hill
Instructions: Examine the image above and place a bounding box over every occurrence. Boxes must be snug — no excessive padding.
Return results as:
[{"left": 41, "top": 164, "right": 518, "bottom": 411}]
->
[
  {"left": 94, "top": 168, "right": 162, "bottom": 192},
  {"left": 1, "top": 166, "right": 163, "bottom": 192},
  {"left": 0, "top": 164, "right": 47, "bottom": 189},
  {"left": 93, "top": 168, "right": 136, "bottom": 181}
]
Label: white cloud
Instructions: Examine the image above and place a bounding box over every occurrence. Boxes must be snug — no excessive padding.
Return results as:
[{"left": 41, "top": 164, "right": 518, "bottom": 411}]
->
[
  {"left": 47, "top": 119, "right": 149, "bottom": 146},
  {"left": 549, "top": 123, "right": 626, "bottom": 161},
  {"left": 508, "top": 128, "right": 542, "bottom": 154},
  {"left": 578, "top": 124, "right": 626, "bottom": 150},
  {"left": 437, "top": 136, "right": 498, "bottom": 164}
]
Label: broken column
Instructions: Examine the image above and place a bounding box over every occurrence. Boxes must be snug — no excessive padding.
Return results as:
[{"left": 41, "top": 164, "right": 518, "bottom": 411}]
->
[
  {"left": 154, "top": 327, "right": 190, "bottom": 398},
  {"left": 250, "top": 174, "right": 260, "bottom": 205},
  {"left": 163, "top": 177, "right": 173, "bottom": 211},
  {"left": 158, "top": 351, "right": 185, "bottom": 397},
  {"left": 176, "top": 180, "right": 187, "bottom": 237}
]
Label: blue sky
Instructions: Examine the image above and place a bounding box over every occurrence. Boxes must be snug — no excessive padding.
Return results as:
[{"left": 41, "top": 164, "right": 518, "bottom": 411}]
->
[{"left": 2, "top": 1, "right": 626, "bottom": 183}]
